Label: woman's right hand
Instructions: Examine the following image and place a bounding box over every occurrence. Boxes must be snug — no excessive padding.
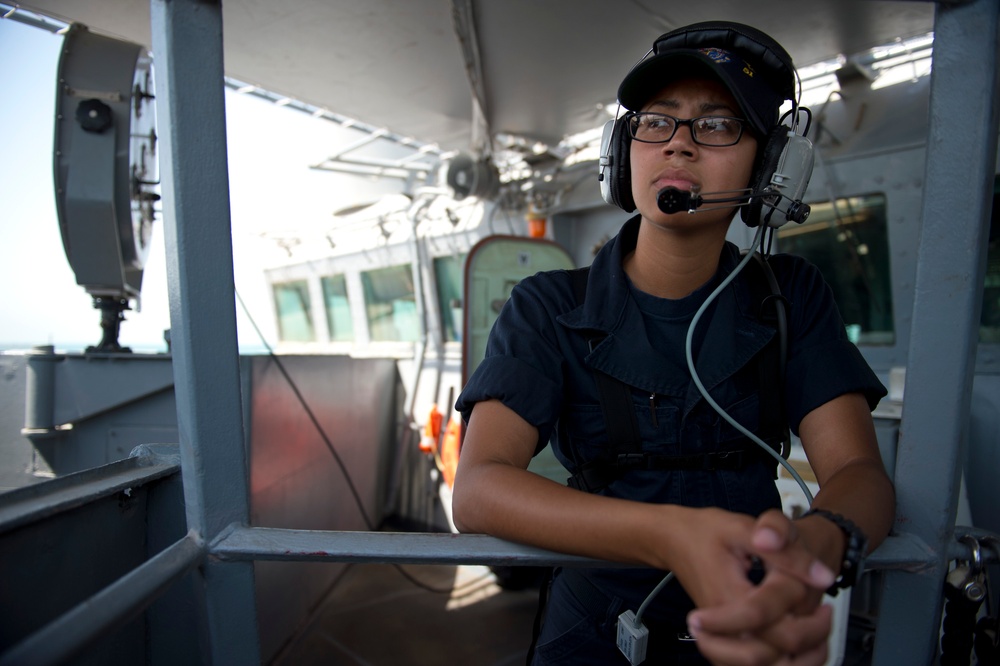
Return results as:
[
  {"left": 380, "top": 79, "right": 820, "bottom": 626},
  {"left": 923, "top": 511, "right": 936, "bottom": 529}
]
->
[{"left": 659, "top": 507, "right": 835, "bottom": 665}]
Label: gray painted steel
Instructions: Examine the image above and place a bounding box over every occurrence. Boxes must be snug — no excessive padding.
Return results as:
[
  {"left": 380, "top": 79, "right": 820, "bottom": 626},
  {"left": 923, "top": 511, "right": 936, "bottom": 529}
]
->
[
  {"left": 211, "top": 526, "right": 994, "bottom": 570},
  {"left": 23, "top": 351, "right": 177, "bottom": 475},
  {"left": 873, "top": 0, "right": 1000, "bottom": 663},
  {"left": 21, "top": 0, "right": 938, "bottom": 156},
  {"left": 246, "top": 354, "right": 408, "bottom": 660},
  {"left": 0, "top": 347, "right": 413, "bottom": 665},
  {"left": 148, "top": 0, "right": 260, "bottom": 663},
  {"left": 0, "top": 532, "right": 204, "bottom": 666},
  {"left": 0, "top": 448, "right": 177, "bottom": 532},
  {"left": 1, "top": 455, "right": 995, "bottom": 665},
  {"left": 0, "top": 354, "right": 44, "bottom": 492},
  {"left": 0, "top": 450, "right": 201, "bottom": 665},
  {"left": 215, "top": 526, "right": 609, "bottom": 567}
]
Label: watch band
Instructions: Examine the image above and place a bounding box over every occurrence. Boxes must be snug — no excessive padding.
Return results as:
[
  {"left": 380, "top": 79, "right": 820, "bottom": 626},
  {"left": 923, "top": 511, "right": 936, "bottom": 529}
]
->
[{"left": 801, "top": 508, "right": 869, "bottom": 595}]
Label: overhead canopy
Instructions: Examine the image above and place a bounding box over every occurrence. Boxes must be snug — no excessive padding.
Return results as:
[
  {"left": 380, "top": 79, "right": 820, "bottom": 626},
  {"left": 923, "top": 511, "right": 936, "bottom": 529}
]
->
[{"left": 23, "top": 0, "right": 935, "bottom": 154}]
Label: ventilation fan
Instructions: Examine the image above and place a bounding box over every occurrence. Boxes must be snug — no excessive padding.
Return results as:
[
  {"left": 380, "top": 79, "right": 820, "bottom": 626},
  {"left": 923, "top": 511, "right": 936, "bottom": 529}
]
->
[{"left": 445, "top": 153, "right": 499, "bottom": 200}]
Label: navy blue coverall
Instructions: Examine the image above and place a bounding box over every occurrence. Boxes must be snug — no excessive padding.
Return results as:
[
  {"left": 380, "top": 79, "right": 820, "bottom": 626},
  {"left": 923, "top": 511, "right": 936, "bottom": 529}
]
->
[{"left": 457, "top": 215, "right": 886, "bottom": 664}]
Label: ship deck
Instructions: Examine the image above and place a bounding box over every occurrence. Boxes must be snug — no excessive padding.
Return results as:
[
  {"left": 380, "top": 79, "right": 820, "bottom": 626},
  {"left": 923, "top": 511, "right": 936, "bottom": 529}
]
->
[{"left": 271, "top": 562, "right": 541, "bottom": 666}]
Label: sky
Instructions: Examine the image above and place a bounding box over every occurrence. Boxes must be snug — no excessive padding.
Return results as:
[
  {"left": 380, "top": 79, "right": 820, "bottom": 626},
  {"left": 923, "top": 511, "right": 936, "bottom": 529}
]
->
[{"left": 0, "top": 15, "right": 396, "bottom": 353}]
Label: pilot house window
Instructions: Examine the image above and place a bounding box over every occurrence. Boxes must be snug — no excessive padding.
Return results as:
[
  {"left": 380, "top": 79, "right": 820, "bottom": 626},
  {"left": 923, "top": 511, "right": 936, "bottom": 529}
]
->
[
  {"left": 321, "top": 274, "right": 353, "bottom": 342},
  {"left": 361, "top": 264, "right": 418, "bottom": 342},
  {"left": 273, "top": 280, "right": 315, "bottom": 342},
  {"left": 777, "top": 194, "right": 894, "bottom": 345}
]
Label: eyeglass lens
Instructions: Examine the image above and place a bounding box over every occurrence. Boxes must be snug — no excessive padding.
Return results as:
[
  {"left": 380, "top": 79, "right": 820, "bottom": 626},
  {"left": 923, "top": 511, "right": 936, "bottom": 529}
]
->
[{"left": 629, "top": 113, "right": 743, "bottom": 146}]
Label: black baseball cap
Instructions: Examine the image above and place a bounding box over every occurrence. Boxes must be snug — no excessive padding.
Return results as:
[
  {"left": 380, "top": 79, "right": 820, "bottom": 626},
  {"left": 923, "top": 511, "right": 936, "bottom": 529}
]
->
[{"left": 617, "top": 22, "right": 796, "bottom": 137}]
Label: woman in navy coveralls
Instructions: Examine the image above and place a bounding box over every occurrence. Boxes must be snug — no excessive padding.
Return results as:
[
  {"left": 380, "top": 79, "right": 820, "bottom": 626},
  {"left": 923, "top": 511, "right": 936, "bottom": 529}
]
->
[{"left": 453, "top": 21, "right": 895, "bottom": 666}]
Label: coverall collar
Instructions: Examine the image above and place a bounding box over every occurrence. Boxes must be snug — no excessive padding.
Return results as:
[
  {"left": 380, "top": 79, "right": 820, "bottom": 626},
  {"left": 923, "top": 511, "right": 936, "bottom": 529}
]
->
[{"left": 557, "top": 215, "right": 776, "bottom": 414}]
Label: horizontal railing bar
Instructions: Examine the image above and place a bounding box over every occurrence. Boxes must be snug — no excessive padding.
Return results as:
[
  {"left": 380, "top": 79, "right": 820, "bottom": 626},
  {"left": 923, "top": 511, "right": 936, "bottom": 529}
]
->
[
  {"left": 211, "top": 526, "right": 980, "bottom": 572},
  {"left": 0, "top": 457, "right": 180, "bottom": 535},
  {"left": 867, "top": 532, "right": 937, "bottom": 572},
  {"left": 211, "top": 526, "right": 619, "bottom": 567},
  {"left": 0, "top": 531, "right": 205, "bottom": 666}
]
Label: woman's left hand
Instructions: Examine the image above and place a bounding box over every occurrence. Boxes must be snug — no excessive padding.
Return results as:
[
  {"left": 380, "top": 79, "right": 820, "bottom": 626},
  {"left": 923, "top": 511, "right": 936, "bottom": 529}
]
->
[{"left": 684, "top": 509, "right": 838, "bottom": 665}]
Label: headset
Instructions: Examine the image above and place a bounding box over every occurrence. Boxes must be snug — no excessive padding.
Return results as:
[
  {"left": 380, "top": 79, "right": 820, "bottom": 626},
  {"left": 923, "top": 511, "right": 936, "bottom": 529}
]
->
[{"left": 597, "top": 22, "right": 815, "bottom": 229}]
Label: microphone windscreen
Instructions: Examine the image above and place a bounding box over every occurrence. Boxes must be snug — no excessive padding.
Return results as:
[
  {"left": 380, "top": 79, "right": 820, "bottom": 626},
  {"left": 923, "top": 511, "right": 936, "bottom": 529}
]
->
[{"left": 657, "top": 187, "right": 691, "bottom": 214}]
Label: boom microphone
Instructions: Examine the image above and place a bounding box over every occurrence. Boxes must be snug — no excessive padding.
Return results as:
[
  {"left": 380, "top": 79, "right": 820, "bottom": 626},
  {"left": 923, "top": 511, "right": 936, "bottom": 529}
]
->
[
  {"left": 657, "top": 186, "right": 750, "bottom": 214},
  {"left": 657, "top": 133, "right": 816, "bottom": 227},
  {"left": 657, "top": 185, "right": 811, "bottom": 227}
]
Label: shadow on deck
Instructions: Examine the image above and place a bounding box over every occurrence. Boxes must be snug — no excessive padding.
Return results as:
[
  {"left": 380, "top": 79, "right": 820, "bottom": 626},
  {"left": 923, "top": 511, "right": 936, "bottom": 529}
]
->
[{"left": 272, "top": 563, "right": 541, "bottom": 666}]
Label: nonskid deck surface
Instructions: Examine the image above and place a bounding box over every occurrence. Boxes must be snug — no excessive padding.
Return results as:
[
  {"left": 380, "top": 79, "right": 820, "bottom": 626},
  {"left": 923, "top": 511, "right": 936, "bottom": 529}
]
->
[{"left": 272, "top": 563, "right": 540, "bottom": 665}]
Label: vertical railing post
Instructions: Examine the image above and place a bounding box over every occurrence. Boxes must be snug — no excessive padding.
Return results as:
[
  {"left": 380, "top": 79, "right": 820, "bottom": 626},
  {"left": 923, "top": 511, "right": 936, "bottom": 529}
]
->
[
  {"left": 149, "top": 0, "right": 261, "bottom": 662},
  {"left": 872, "top": 0, "right": 1000, "bottom": 663}
]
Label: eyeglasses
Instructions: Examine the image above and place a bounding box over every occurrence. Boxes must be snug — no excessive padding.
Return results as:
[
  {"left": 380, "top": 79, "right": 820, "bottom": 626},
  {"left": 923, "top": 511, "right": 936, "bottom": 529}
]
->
[{"left": 626, "top": 112, "right": 746, "bottom": 147}]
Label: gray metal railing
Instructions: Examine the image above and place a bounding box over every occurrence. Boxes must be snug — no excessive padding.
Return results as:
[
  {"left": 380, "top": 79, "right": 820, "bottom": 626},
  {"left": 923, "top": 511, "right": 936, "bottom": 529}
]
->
[
  {"left": 0, "top": 530, "right": 204, "bottom": 666},
  {"left": 1, "top": 449, "right": 995, "bottom": 666}
]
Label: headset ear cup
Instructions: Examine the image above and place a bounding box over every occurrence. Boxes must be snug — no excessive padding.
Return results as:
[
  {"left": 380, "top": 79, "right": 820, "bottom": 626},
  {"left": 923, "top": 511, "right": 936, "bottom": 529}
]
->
[
  {"left": 742, "top": 128, "right": 788, "bottom": 227},
  {"left": 599, "top": 120, "right": 617, "bottom": 207},
  {"left": 608, "top": 117, "right": 635, "bottom": 213}
]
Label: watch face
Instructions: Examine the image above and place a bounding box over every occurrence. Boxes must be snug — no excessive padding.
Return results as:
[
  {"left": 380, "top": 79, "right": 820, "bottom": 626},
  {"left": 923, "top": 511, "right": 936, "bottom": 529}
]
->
[{"left": 127, "top": 51, "right": 158, "bottom": 271}]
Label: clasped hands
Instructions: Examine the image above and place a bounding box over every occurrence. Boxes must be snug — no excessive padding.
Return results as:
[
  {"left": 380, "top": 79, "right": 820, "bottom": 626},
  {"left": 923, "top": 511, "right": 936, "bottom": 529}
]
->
[{"left": 670, "top": 508, "right": 838, "bottom": 666}]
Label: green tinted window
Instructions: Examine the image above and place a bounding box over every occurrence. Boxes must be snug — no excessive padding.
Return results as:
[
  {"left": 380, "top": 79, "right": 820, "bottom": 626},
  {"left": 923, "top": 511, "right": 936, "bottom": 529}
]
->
[
  {"left": 361, "top": 264, "right": 418, "bottom": 341},
  {"left": 273, "top": 280, "right": 314, "bottom": 342},
  {"left": 321, "top": 274, "right": 353, "bottom": 342},
  {"left": 777, "top": 194, "right": 894, "bottom": 345},
  {"left": 434, "top": 254, "right": 466, "bottom": 342}
]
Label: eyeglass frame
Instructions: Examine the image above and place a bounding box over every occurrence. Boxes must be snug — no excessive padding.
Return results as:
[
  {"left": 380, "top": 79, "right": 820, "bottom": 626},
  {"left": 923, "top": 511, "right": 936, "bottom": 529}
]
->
[{"left": 624, "top": 111, "right": 748, "bottom": 147}]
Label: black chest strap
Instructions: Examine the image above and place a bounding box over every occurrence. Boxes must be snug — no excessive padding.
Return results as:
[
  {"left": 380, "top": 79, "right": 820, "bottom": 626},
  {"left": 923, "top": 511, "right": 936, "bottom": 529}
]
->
[
  {"left": 590, "top": 342, "right": 642, "bottom": 454},
  {"left": 744, "top": 251, "right": 791, "bottom": 463}
]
